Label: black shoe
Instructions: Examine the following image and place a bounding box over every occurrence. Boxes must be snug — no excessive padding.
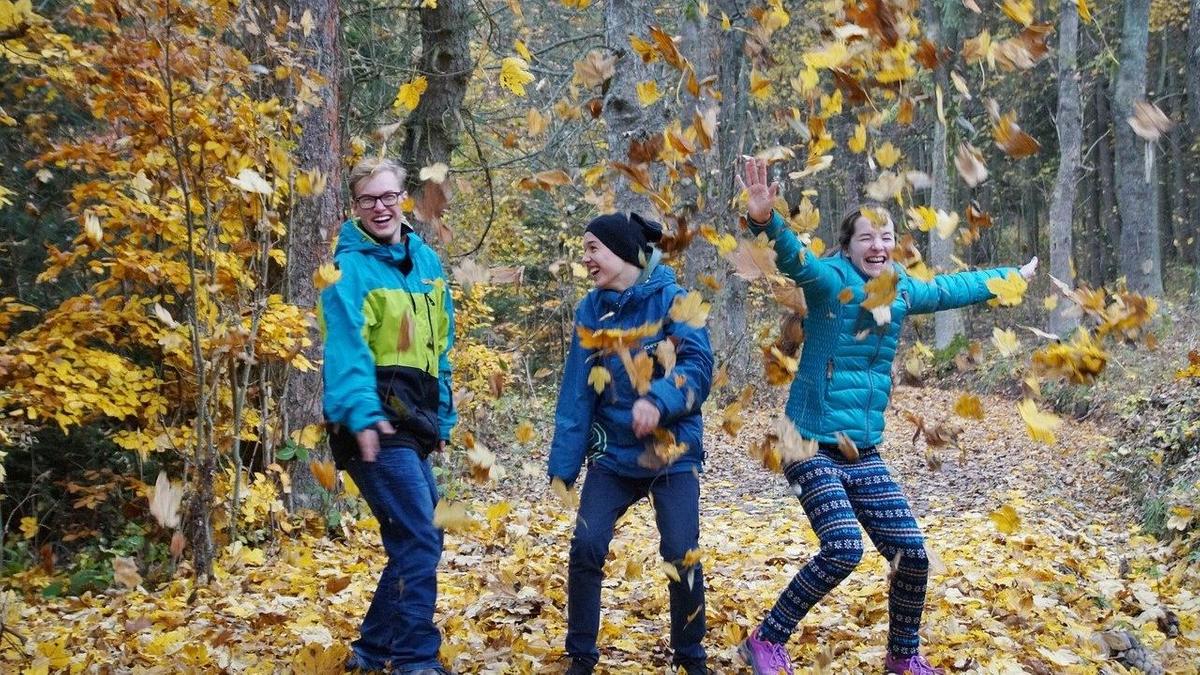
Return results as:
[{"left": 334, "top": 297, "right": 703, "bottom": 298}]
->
[
  {"left": 565, "top": 660, "right": 595, "bottom": 675},
  {"left": 343, "top": 655, "right": 384, "bottom": 674}
]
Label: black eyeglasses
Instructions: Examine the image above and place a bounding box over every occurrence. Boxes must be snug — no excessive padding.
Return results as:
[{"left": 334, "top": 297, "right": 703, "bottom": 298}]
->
[{"left": 354, "top": 191, "right": 403, "bottom": 210}]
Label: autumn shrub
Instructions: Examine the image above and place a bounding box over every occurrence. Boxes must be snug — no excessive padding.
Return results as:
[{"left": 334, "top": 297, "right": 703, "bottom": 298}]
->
[{"left": 0, "top": 0, "right": 331, "bottom": 581}]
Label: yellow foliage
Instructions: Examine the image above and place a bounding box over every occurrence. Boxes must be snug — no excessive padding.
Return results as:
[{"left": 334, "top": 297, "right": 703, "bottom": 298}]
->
[
  {"left": 393, "top": 76, "right": 428, "bottom": 111},
  {"left": 499, "top": 57, "right": 535, "bottom": 96}
]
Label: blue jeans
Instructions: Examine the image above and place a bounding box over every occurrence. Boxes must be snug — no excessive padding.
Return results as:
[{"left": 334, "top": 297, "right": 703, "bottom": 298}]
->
[
  {"left": 343, "top": 446, "right": 443, "bottom": 671},
  {"left": 567, "top": 464, "right": 707, "bottom": 667}
]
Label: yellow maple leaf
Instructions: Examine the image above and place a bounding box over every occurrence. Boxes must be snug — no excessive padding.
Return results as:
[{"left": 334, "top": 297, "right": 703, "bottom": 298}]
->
[
  {"left": 1076, "top": 0, "right": 1092, "bottom": 21},
  {"left": 19, "top": 515, "right": 37, "bottom": 539},
  {"left": 669, "top": 291, "right": 710, "bottom": 328},
  {"left": 1017, "top": 398, "right": 1060, "bottom": 445},
  {"left": 393, "top": 75, "right": 428, "bottom": 112},
  {"left": 986, "top": 271, "right": 1028, "bottom": 307},
  {"left": 588, "top": 365, "right": 611, "bottom": 394},
  {"left": 874, "top": 142, "right": 902, "bottom": 169},
  {"left": 989, "top": 503, "right": 1021, "bottom": 535},
  {"left": 500, "top": 56, "right": 535, "bottom": 96},
  {"left": 992, "top": 327, "right": 1021, "bottom": 357},
  {"left": 848, "top": 123, "right": 867, "bottom": 153},
  {"left": 635, "top": 80, "right": 662, "bottom": 107},
  {"left": 749, "top": 68, "right": 773, "bottom": 101},
  {"left": 862, "top": 267, "right": 898, "bottom": 325}
]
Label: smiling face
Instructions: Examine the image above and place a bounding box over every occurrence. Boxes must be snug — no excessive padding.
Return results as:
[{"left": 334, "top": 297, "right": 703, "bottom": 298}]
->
[
  {"left": 582, "top": 232, "right": 641, "bottom": 291},
  {"left": 352, "top": 170, "right": 406, "bottom": 244},
  {"left": 845, "top": 214, "right": 896, "bottom": 278}
]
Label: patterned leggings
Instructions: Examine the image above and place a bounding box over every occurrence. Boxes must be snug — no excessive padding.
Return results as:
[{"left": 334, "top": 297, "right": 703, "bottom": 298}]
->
[{"left": 759, "top": 446, "right": 929, "bottom": 657}]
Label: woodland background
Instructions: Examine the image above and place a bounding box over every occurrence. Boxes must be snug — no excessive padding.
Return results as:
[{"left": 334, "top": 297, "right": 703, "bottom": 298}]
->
[{"left": 1, "top": 0, "right": 1199, "bottom": 671}]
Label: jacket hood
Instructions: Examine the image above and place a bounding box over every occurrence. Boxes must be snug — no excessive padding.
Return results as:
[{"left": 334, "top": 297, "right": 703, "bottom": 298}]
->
[
  {"left": 594, "top": 253, "right": 675, "bottom": 306},
  {"left": 334, "top": 218, "right": 419, "bottom": 266}
]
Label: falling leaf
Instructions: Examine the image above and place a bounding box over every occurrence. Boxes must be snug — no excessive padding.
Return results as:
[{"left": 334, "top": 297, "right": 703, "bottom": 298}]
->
[
  {"left": 499, "top": 57, "right": 535, "bottom": 96},
  {"left": 227, "top": 168, "right": 274, "bottom": 195},
  {"left": 419, "top": 162, "right": 450, "bottom": 184},
  {"left": 669, "top": 291, "right": 710, "bottom": 328},
  {"left": 393, "top": 76, "right": 428, "bottom": 111},
  {"left": 619, "top": 349, "right": 655, "bottom": 395},
  {"left": 661, "top": 560, "right": 682, "bottom": 583},
  {"left": 309, "top": 460, "right": 336, "bottom": 492},
  {"left": 873, "top": 142, "right": 901, "bottom": 169},
  {"left": 313, "top": 262, "right": 341, "bottom": 290},
  {"left": 986, "top": 271, "right": 1028, "bottom": 307},
  {"left": 724, "top": 234, "right": 779, "bottom": 282},
  {"left": 1017, "top": 399, "right": 1061, "bottom": 445},
  {"left": 577, "top": 322, "right": 661, "bottom": 352},
  {"left": 19, "top": 516, "right": 37, "bottom": 540},
  {"left": 433, "top": 500, "right": 472, "bottom": 531},
  {"left": 954, "top": 143, "right": 988, "bottom": 187},
  {"left": 992, "top": 327, "right": 1021, "bottom": 357},
  {"left": 551, "top": 477, "right": 580, "bottom": 508},
  {"left": 993, "top": 112, "right": 1041, "bottom": 158},
  {"left": 571, "top": 54, "right": 615, "bottom": 95},
  {"left": 588, "top": 366, "right": 611, "bottom": 394},
  {"left": 775, "top": 417, "right": 818, "bottom": 466},
  {"left": 848, "top": 123, "right": 867, "bottom": 153},
  {"left": 989, "top": 503, "right": 1021, "bottom": 535},
  {"left": 1076, "top": 0, "right": 1092, "bottom": 21},
  {"left": 862, "top": 267, "right": 898, "bottom": 325},
  {"left": 655, "top": 340, "right": 677, "bottom": 375},
  {"left": 1127, "top": 100, "right": 1175, "bottom": 141},
  {"left": 635, "top": 80, "right": 662, "bottom": 107},
  {"left": 396, "top": 313, "right": 415, "bottom": 352},
  {"left": 149, "top": 471, "right": 183, "bottom": 529},
  {"left": 835, "top": 432, "right": 859, "bottom": 462},
  {"left": 749, "top": 68, "right": 773, "bottom": 101},
  {"left": 466, "top": 443, "right": 500, "bottom": 483},
  {"left": 515, "top": 421, "right": 535, "bottom": 444},
  {"left": 954, "top": 393, "right": 984, "bottom": 419},
  {"left": 1000, "top": 0, "right": 1034, "bottom": 26},
  {"left": 113, "top": 556, "right": 142, "bottom": 589}
]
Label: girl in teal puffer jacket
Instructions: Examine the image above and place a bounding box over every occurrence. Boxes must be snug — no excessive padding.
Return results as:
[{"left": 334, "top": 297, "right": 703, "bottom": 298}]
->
[{"left": 735, "top": 158, "right": 1037, "bottom": 675}]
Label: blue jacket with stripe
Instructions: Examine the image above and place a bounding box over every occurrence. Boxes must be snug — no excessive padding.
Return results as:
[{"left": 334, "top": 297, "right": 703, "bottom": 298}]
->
[{"left": 548, "top": 261, "right": 714, "bottom": 485}]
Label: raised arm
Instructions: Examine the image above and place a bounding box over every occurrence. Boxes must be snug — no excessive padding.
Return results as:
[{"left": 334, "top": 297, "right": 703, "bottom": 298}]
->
[{"left": 739, "top": 157, "right": 841, "bottom": 298}]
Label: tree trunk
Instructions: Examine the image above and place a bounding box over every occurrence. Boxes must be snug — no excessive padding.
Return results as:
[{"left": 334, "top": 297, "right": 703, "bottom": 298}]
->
[
  {"left": 1095, "top": 74, "right": 1120, "bottom": 284},
  {"left": 923, "top": 0, "right": 964, "bottom": 347},
  {"left": 603, "top": 0, "right": 669, "bottom": 212},
  {"left": 399, "top": 0, "right": 472, "bottom": 242},
  {"left": 1112, "top": 0, "right": 1162, "bottom": 296},
  {"left": 680, "top": 0, "right": 753, "bottom": 387},
  {"left": 1048, "top": 0, "right": 1081, "bottom": 336},
  {"left": 284, "top": 0, "right": 342, "bottom": 511},
  {"left": 1188, "top": 0, "right": 1200, "bottom": 294}
]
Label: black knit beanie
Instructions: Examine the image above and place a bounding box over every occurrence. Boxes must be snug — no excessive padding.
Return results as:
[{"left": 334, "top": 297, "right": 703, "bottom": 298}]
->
[{"left": 584, "top": 212, "right": 664, "bottom": 268}]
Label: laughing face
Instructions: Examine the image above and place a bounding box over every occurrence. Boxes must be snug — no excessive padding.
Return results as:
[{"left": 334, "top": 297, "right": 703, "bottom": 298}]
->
[
  {"left": 582, "top": 232, "right": 640, "bottom": 292},
  {"left": 846, "top": 214, "right": 896, "bottom": 278},
  {"left": 352, "top": 170, "right": 406, "bottom": 244}
]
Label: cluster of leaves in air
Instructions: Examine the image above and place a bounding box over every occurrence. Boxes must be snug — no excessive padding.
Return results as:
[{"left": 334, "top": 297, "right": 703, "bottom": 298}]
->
[{"left": 0, "top": 0, "right": 334, "bottom": 558}]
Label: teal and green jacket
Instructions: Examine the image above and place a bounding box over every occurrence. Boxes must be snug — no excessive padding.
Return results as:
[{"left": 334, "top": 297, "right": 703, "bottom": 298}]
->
[
  {"left": 751, "top": 211, "right": 1014, "bottom": 448},
  {"left": 320, "top": 219, "right": 457, "bottom": 457}
]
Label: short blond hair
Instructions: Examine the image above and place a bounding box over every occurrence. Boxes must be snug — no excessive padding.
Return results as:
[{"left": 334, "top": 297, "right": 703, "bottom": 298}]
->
[{"left": 348, "top": 158, "right": 407, "bottom": 196}]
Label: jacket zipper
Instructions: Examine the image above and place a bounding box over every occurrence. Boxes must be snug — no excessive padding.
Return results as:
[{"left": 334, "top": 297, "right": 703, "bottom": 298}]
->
[{"left": 864, "top": 330, "right": 884, "bottom": 440}]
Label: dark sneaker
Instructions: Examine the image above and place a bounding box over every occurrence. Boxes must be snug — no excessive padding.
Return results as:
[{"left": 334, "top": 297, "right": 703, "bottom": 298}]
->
[
  {"left": 737, "top": 628, "right": 794, "bottom": 675},
  {"left": 565, "top": 659, "right": 595, "bottom": 675}
]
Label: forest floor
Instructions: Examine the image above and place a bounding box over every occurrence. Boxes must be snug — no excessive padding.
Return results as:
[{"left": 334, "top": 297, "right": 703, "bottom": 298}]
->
[{"left": 5, "top": 386, "right": 1200, "bottom": 673}]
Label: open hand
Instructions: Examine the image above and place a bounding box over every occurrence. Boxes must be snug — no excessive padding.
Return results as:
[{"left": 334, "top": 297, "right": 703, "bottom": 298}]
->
[
  {"left": 356, "top": 420, "right": 395, "bottom": 462},
  {"left": 736, "top": 156, "right": 780, "bottom": 225},
  {"left": 1020, "top": 256, "right": 1038, "bottom": 281},
  {"left": 631, "top": 398, "right": 661, "bottom": 438}
]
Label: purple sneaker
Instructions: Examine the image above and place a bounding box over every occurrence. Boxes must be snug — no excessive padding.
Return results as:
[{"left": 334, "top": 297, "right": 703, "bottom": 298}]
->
[
  {"left": 884, "top": 653, "right": 944, "bottom": 675},
  {"left": 737, "top": 628, "right": 794, "bottom": 675}
]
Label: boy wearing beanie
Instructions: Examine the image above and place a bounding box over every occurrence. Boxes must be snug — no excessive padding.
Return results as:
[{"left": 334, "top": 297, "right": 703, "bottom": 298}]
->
[{"left": 548, "top": 212, "right": 714, "bottom": 675}]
